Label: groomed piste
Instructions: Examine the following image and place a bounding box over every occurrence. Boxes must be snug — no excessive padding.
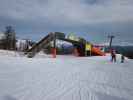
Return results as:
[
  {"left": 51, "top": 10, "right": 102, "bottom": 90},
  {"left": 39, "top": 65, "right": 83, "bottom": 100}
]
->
[{"left": 0, "top": 50, "right": 132, "bottom": 100}]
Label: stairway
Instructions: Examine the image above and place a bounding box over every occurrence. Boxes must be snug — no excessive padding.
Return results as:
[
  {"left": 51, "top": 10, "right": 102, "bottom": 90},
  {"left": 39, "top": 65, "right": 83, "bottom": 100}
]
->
[{"left": 26, "top": 33, "right": 54, "bottom": 58}]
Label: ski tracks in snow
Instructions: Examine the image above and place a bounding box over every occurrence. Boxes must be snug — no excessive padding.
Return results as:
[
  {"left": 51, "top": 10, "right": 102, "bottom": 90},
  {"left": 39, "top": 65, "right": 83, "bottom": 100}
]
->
[{"left": 0, "top": 55, "right": 133, "bottom": 100}]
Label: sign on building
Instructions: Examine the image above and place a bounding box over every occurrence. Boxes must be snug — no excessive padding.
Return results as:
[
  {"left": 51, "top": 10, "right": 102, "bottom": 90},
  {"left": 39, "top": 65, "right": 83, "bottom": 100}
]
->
[{"left": 85, "top": 43, "right": 92, "bottom": 51}]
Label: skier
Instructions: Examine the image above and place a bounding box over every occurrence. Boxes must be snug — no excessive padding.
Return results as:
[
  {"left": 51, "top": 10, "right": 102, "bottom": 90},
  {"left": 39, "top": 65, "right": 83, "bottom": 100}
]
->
[
  {"left": 111, "top": 49, "right": 116, "bottom": 62},
  {"left": 121, "top": 55, "right": 125, "bottom": 63},
  {"left": 113, "top": 51, "right": 116, "bottom": 62}
]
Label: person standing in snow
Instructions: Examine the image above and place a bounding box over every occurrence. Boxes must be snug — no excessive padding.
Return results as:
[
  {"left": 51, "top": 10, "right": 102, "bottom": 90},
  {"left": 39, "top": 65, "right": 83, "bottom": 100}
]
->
[
  {"left": 121, "top": 55, "right": 125, "bottom": 63},
  {"left": 110, "top": 49, "right": 113, "bottom": 62},
  {"left": 111, "top": 49, "right": 116, "bottom": 62}
]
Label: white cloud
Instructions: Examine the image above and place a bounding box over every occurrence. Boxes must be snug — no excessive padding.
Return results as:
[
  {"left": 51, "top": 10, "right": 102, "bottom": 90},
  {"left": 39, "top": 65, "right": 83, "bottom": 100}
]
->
[
  {"left": 0, "top": 0, "right": 133, "bottom": 26},
  {"left": 0, "top": 0, "right": 133, "bottom": 43}
]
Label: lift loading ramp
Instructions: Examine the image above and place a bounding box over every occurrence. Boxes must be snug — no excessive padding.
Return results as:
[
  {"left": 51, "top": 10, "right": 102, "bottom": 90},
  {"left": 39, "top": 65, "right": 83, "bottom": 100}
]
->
[
  {"left": 26, "top": 32, "right": 105, "bottom": 58},
  {"left": 26, "top": 34, "right": 86, "bottom": 58}
]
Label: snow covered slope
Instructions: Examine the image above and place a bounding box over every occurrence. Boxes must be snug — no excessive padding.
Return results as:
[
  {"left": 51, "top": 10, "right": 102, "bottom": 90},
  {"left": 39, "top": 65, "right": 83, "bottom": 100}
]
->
[{"left": 0, "top": 50, "right": 133, "bottom": 100}]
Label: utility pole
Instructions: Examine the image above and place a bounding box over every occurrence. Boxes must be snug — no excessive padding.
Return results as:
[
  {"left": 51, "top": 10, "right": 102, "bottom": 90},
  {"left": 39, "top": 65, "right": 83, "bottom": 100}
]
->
[{"left": 108, "top": 35, "right": 115, "bottom": 50}]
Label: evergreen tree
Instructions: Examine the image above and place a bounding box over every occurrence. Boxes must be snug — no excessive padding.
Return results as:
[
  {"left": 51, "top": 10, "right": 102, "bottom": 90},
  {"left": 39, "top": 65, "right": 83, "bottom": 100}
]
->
[{"left": 4, "top": 26, "right": 16, "bottom": 50}]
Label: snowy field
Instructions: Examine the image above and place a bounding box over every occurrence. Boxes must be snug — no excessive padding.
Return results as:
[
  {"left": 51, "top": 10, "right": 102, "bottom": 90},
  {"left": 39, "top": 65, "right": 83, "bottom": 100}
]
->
[{"left": 0, "top": 50, "right": 133, "bottom": 100}]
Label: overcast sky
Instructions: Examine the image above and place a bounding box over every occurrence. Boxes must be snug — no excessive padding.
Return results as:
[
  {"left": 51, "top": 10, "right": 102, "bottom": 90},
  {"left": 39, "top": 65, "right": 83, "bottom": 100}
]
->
[{"left": 0, "top": 0, "right": 133, "bottom": 44}]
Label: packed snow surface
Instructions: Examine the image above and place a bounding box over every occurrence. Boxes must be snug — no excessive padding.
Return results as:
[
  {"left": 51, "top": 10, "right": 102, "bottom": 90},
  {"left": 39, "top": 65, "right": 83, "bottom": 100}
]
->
[{"left": 0, "top": 50, "right": 133, "bottom": 100}]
